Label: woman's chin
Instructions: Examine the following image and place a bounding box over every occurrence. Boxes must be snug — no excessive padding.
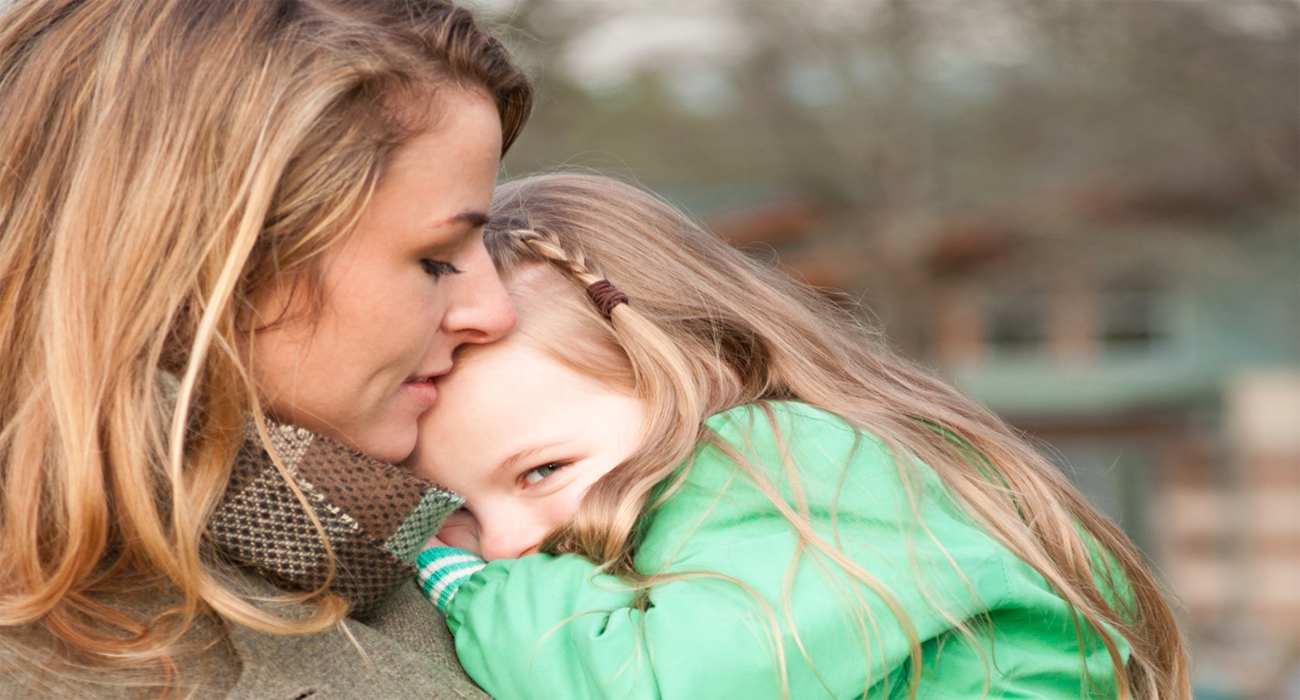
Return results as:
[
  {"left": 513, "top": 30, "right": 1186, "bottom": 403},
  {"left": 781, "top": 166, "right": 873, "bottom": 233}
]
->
[{"left": 342, "top": 423, "right": 418, "bottom": 466}]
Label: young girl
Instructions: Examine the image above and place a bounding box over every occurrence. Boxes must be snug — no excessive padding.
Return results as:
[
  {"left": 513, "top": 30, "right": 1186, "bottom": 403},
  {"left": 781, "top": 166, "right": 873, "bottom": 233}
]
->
[{"left": 407, "top": 173, "right": 1189, "bottom": 700}]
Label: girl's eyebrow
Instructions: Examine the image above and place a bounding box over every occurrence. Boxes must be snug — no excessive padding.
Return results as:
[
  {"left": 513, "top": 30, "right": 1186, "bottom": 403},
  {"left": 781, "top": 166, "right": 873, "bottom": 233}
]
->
[{"left": 497, "top": 440, "right": 571, "bottom": 477}]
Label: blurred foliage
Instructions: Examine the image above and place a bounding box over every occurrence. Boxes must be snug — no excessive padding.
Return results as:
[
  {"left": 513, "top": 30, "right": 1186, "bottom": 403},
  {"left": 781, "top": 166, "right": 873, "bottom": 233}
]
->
[{"left": 484, "top": 0, "right": 1297, "bottom": 202}]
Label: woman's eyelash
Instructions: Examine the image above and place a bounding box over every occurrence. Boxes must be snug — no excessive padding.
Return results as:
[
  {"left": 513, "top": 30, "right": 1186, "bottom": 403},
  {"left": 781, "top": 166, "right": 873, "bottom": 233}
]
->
[
  {"left": 522, "top": 462, "right": 566, "bottom": 486},
  {"left": 421, "top": 259, "right": 462, "bottom": 279}
]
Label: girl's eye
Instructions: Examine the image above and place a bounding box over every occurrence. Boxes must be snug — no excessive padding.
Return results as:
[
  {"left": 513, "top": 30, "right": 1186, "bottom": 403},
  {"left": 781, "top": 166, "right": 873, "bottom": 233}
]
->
[
  {"left": 421, "top": 259, "right": 462, "bottom": 280},
  {"left": 522, "top": 463, "right": 565, "bottom": 486}
]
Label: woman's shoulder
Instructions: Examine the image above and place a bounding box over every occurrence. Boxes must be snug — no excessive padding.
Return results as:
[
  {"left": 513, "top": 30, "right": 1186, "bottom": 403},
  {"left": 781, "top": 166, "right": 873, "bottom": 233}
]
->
[
  {"left": 223, "top": 575, "right": 489, "bottom": 700},
  {"left": 222, "top": 579, "right": 489, "bottom": 700},
  {"left": 0, "top": 589, "right": 238, "bottom": 700},
  {"left": 0, "top": 576, "right": 488, "bottom": 700}
]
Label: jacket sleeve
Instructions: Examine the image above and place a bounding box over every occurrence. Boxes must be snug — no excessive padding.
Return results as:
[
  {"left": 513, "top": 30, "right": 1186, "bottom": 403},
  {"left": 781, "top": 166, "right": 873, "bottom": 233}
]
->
[
  {"left": 438, "top": 543, "right": 888, "bottom": 700},
  {"left": 425, "top": 403, "right": 1021, "bottom": 700}
]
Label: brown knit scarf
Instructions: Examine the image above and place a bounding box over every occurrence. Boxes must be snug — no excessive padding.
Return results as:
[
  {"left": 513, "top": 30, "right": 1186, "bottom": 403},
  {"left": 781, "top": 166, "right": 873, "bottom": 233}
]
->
[{"left": 208, "top": 421, "right": 462, "bottom": 618}]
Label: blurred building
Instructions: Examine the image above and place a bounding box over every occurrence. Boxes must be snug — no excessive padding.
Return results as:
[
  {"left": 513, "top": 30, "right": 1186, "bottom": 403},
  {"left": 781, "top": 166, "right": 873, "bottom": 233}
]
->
[{"left": 927, "top": 204, "right": 1300, "bottom": 700}]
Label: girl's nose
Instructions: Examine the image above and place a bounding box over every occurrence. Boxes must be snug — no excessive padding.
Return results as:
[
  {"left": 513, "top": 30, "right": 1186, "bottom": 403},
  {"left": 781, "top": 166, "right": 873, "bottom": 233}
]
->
[{"left": 477, "top": 523, "right": 545, "bottom": 562}]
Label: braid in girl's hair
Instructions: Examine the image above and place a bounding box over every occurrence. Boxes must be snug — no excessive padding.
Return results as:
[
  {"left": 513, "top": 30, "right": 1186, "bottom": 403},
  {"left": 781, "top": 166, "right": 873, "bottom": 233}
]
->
[
  {"left": 509, "top": 229, "right": 629, "bottom": 319},
  {"left": 508, "top": 229, "right": 601, "bottom": 285}
]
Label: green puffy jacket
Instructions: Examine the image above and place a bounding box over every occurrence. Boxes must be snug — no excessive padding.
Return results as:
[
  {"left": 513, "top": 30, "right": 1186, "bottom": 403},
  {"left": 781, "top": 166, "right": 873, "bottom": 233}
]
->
[{"left": 423, "top": 402, "right": 1129, "bottom": 700}]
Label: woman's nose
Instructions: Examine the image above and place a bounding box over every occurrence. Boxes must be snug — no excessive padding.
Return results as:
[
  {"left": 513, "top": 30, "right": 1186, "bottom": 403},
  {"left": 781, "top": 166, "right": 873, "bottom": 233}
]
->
[{"left": 441, "top": 242, "right": 515, "bottom": 345}]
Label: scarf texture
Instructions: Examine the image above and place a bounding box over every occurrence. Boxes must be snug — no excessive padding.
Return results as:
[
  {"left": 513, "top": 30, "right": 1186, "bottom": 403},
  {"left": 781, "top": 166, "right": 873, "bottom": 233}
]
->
[{"left": 208, "top": 421, "right": 462, "bottom": 618}]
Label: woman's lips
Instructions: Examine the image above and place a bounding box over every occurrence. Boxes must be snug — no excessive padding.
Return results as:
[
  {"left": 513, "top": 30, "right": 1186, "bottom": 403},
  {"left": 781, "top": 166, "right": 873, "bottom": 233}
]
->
[{"left": 402, "top": 376, "right": 439, "bottom": 408}]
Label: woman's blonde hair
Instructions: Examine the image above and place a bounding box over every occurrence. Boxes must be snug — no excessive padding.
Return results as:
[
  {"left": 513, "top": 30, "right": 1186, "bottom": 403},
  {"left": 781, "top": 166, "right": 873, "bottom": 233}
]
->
[
  {"left": 0, "top": 0, "right": 530, "bottom": 673},
  {"left": 485, "top": 173, "right": 1190, "bottom": 700}
]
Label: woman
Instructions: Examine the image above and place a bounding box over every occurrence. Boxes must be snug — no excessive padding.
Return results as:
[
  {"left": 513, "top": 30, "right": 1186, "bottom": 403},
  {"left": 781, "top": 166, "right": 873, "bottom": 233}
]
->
[{"left": 0, "top": 0, "right": 531, "bottom": 697}]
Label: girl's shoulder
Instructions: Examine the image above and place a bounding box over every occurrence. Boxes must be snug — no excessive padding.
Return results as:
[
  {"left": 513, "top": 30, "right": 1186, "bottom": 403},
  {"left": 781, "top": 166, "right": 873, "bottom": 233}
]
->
[
  {"left": 704, "top": 400, "right": 872, "bottom": 452},
  {"left": 704, "top": 400, "right": 852, "bottom": 435},
  {"left": 700, "top": 401, "right": 907, "bottom": 480},
  {"left": 650, "top": 401, "right": 1016, "bottom": 598},
  {"left": 685, "top": 401, "right": 944, "bottom": 517}
]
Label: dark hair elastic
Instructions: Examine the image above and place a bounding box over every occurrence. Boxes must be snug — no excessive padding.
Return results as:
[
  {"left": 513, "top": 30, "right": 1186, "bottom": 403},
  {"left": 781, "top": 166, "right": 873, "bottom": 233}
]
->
[{"left": 586, "top": 279, "right": 629, "bottom": 319}]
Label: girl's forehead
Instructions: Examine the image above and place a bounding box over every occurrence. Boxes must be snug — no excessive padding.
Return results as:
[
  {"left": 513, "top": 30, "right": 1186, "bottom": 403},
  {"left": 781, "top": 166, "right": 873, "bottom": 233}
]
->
[
  {"left": 441, "top": 338, "right": 573, "bottom": 413},
  {"left": 427, "top": 341, "right": 640, "bottom": 466},
  {"left": 498, "top": 260, "right": 557, "bottom": 302}
]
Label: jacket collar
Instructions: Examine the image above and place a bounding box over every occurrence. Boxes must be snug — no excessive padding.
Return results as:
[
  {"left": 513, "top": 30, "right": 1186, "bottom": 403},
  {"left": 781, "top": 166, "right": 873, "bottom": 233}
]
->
[{"left": 208, "top": 421, "right": 462, "bottom": 618}]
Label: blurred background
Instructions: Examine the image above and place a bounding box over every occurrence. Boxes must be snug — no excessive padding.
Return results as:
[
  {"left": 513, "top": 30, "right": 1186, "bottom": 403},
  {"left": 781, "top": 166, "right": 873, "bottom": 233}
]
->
[{"left": 468, "top": 0, "right": 1300, "bottom": 696}]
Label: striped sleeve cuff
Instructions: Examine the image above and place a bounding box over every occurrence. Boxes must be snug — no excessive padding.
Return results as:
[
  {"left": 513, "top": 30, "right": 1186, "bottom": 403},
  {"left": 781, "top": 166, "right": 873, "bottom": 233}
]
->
[{"left": 416, "top": 547, "right": 486, "bottom": 613}]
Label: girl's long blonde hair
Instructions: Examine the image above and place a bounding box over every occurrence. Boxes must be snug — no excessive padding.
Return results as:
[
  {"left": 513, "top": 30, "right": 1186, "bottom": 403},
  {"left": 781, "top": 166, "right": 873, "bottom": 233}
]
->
[
  {"left": 0, "top": 0, "right": 530, "bottom": 674},
  {"left": 486, "top": 173, "right": 1190, "bottom": 700}
]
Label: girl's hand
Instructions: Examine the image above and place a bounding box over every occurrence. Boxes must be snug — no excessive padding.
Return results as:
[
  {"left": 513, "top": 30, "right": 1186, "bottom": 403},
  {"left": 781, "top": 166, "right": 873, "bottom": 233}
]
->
[
  {"left": 432, "top": 508, "right": 482, "bottom": 555},
  {"left": 414, "top": 532, "right": 486, "bottom": 613}
]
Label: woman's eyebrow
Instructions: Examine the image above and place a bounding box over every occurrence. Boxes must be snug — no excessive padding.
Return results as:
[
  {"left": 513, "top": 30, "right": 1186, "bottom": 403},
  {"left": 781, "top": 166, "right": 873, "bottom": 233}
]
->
[{"left": 450, "top": 211, "right": 490, "bottom": 228}]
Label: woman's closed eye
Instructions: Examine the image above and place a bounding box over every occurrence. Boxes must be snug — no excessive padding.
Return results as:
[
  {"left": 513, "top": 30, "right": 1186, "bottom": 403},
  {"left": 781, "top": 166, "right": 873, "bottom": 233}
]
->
[
  {"left": 522, "top": 462, "right": 567, "bottom": 487},
  {"left": 420, "top": 258, "right": 462, "bottom": 279}
]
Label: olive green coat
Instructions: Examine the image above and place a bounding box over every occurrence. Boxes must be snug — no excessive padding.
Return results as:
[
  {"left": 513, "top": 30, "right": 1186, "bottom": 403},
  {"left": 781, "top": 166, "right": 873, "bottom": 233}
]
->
[
  {"left": 0, "top": 573, "right": 490, "bottom": 700},
  {"left": 1, "top": 413, "right": 484, "bottom": 700}
]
